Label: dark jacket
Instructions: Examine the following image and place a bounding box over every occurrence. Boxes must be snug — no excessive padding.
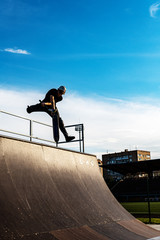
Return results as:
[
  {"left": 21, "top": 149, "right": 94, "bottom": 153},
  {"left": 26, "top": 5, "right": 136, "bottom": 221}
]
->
[{"left": 42, "top": 89, "right": 62, "bottom": 104}]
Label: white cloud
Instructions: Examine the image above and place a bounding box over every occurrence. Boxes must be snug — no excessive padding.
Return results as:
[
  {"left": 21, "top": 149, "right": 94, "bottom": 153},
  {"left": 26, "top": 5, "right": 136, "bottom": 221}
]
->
[
  {"left": 1, "top": 88, "right": 160, "bottom": 159},
  {"left": 3, "top": 48, "right": 30, "bottom": 55},
  {"left": 149, "top": 2, "right": 160, "bottom": 18}
]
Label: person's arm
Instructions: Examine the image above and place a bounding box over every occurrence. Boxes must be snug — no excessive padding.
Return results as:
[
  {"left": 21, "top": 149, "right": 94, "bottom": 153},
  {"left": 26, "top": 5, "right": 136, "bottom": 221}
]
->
[
  {"left": 41, "top": 95, "right": 55, "bottom": 109},
  {"left": 50, "top": 95, "right": 55, "bottom": 110}
]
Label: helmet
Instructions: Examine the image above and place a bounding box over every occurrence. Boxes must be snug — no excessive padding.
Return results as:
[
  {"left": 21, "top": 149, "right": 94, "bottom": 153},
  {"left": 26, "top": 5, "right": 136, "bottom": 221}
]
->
[{"left": 58, "top": 86, "right": 66, "bottom": 94}]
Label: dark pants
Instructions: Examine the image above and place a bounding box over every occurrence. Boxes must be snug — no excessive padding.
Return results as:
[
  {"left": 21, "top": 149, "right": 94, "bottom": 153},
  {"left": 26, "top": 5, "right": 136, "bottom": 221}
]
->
[{"left": 29, "top": 103, "right": 68, "bottom": 138}]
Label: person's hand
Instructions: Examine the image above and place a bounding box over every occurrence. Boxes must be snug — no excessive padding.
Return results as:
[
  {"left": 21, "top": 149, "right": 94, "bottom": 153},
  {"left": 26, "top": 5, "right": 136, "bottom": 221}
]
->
[{"left": 41, "top": 102, "right": 45, "bottom": 107}]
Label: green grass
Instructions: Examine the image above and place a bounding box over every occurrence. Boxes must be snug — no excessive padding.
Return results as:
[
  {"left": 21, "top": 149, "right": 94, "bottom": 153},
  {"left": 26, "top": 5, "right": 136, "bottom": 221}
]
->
[
  {"left": 121, "top": 202, "right": 160, "bottom": 215},
  {"left": 137, "top": 218, "right": 160, "bottom": 224},
  {"left": 120, "top": 202, "right": 160, "bottom": 224}
]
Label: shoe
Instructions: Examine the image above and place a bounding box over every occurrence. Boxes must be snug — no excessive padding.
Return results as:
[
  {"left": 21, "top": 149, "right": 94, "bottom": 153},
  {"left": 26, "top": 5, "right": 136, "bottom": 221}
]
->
[
  {"left": 26, "top": 106, "right": 31, "bottom": 113},
  {"left": 66, "top": 136, "right": 75, "bottom": 142}
]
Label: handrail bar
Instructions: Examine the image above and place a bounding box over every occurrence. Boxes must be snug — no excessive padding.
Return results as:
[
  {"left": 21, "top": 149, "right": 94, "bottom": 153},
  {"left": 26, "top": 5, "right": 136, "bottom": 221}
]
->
[
  {"left": 0, "top": 131, "right": 55, "bottom": 144},
  {"left": 0, "top": 110, "right": 85, "bottom": 152},
  {"left": 0, "top": 110, "right": 51, "bottom": 127}
]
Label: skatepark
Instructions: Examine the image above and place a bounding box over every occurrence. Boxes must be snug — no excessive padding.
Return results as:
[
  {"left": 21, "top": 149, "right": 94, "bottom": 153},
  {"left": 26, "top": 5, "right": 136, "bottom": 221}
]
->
[{"left": 1, "top": 135, "right": 160, "bottom": 240}]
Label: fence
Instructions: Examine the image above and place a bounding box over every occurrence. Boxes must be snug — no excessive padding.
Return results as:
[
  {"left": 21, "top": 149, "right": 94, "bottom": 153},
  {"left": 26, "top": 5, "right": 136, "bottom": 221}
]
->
[{"left": 0, "top": 110, "right": 84, "bottom": 152}]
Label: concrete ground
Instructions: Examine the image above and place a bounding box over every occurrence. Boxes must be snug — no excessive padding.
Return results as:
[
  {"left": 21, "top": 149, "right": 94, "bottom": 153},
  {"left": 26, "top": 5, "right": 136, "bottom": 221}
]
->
[{"left": 148, "top": 225, "right": 160, "bottom": 231}]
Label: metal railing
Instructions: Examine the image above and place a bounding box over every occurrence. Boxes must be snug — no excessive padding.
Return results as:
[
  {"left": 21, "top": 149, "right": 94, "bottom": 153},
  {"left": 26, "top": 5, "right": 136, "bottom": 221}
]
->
[{"left": 0, "top": 110, "right": 84, "bottom": 152}]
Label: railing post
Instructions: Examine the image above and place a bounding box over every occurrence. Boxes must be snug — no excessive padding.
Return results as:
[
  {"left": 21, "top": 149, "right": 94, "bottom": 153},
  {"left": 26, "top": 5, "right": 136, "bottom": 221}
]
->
[
  {"left": 79, "top": 128, "right": 82, "bottom": 152},
  {"left": 82, "top": 124, "right": 84, "bottom": 153},
  {"left": 75, "top": 124, "right": 84, "bottom": 152},
  {"left": 30, "top": 120, "right": 33, "bottom": 142}
]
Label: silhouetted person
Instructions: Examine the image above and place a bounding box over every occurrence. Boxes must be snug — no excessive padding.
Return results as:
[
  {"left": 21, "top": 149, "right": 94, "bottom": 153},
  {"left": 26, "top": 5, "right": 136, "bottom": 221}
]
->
[{"left": 26, "top": 86, "right": 75, "bottom": 142}]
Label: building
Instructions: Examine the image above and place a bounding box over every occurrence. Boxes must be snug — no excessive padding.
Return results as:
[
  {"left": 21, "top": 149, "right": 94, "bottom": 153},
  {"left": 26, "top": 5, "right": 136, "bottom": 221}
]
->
[{"left": 102, "top": 149, "right": 151, "bottom": 180}]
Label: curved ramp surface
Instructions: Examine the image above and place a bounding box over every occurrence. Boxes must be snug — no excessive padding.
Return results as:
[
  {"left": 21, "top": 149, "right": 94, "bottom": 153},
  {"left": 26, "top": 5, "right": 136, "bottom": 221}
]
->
[{"left": 0, "top": 136, "right": 160, "bottom": 240}]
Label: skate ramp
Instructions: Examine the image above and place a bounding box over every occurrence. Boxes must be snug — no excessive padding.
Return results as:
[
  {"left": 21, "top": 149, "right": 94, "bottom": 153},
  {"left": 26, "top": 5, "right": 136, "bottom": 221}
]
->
[{"left": 0, "top": 136, "right": 160, "bottom": 240}]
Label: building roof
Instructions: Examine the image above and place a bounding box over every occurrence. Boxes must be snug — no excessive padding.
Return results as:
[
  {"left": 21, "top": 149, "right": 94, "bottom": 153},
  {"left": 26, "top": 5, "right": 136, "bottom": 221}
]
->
[
  {"left": 101, "top": 159, "right": 160, "bottom": 175},
  {"left": 102, "top": 149, "right": 150, "bottom": 157}
]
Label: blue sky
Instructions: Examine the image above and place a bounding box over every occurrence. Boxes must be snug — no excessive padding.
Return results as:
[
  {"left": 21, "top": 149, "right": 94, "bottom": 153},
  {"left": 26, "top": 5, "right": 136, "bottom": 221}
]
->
[
  {"left": 1, "top": 0, "right": 160, "bottom": 158},
  {"left": 1, "top": 0, "right": 160, "bottom": 97}
]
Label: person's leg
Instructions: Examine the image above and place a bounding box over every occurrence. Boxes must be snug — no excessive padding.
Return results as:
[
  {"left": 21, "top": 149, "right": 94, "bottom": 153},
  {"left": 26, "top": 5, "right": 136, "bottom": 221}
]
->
[
  {"left": 26, "top": 103, "right": 45, "bottom": 113},
  {"left": 58, "top": 114, "right": 75, "bottom": 142},
  {"left": 27, "top": 104, "right": 75, "bottom": 142},
  {"left": 27, "top": 103, "right": 52, "bottom": 116},
  {"left": 27, "top": 102, "right": 59, "bottom": 118},
  {"left": 59, "top": 117, "right": 68, "bottom": 138}
]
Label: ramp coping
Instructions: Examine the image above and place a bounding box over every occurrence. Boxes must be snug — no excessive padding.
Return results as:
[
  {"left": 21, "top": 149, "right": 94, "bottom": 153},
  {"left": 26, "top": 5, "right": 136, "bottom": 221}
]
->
[{"left": 0, "top": 134, "right": 96, "bottom": 157}]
